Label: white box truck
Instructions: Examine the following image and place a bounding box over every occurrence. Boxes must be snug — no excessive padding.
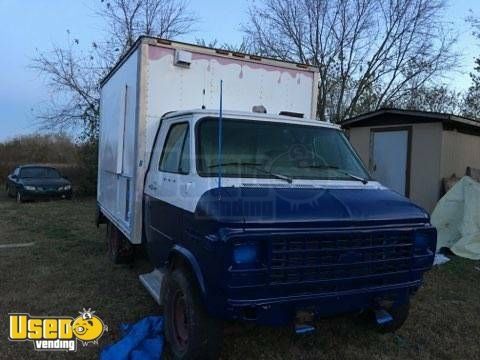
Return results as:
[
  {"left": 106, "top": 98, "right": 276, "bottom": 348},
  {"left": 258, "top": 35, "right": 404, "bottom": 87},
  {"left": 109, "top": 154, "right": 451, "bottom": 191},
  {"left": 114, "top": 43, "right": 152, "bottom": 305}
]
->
[
  {"left": 97, "top": 36, "right": 319, "bottom": 246},
  {"left": 97, "top": 36, "right": 436, "bottom": 359}
]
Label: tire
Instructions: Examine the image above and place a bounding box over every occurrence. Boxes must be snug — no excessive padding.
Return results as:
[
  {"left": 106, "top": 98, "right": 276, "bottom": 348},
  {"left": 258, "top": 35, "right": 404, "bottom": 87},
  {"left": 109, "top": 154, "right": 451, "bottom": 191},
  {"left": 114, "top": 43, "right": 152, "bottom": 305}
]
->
[
  {"left": 164, "top": 268, "right": 222, "bottom": 359},
  {"left": 106, "top": 222, "right": 134, "bottom": 264},
  {"left": 376, "top": 300, "right": 410, "bottom": 333}
]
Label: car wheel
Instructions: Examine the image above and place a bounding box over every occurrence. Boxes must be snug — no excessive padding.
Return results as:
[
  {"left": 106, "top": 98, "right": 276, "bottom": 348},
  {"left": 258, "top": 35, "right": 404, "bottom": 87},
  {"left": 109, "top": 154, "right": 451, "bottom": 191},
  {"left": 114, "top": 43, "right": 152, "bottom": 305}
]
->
[
  {"left": 106, "top": 222, "right": 134, "bottom": 264},
  {"left": 164, "top": 268, "right": 222, "bottom": 359},
  {"left": 16, "top": 191, "right": 24, "bottom": 203},
  {"left": 6, "top": 184, "right": 13, "bottom": 197},
  {"left": 376, "top": 300, "right": 410, "bottom": 333}
]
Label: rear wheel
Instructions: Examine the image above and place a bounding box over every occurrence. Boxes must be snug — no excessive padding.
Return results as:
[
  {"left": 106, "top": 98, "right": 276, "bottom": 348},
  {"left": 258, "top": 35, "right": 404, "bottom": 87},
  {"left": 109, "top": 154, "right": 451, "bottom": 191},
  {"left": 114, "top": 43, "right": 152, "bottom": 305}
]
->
[
  {"left": 106, "top": 222, "right": 134, "bottom": 264},
  {"left": 164, "top": 268, "right": 222, "bottom": 359},
  {"left": 376, "top": 300, "right": 410, "bottom": 333}
]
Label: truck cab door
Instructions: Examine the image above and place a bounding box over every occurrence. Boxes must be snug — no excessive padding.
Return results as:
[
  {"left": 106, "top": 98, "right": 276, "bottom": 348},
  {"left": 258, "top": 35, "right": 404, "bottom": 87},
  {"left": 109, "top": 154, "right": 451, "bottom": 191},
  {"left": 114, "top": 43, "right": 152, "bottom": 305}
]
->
[{"left": 144, "top": 118, "right": 193, "bottom": 267}]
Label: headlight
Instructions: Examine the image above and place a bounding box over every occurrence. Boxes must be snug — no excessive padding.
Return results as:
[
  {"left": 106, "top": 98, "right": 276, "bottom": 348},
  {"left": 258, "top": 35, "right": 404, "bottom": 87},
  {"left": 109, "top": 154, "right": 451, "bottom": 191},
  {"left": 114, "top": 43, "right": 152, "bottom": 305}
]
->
[
  {"left": 413, "top": 228, "right": 437, "bottom": 253},
  {"left": 64, "top": 185, "right": 72, "bottom": 190},
  {"left": 24, "top": 185, "right": 36, "bottom": 191},
  {"left": 233, "top": 243, "right": 258, "bottom": 265}
]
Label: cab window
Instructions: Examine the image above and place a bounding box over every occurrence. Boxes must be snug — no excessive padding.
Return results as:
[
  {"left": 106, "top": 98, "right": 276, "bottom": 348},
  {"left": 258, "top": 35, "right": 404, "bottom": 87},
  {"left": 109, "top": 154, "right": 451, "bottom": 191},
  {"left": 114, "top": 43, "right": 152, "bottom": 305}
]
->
[{"left": 159, "top": 123, "right": 190, "bottom": 174}]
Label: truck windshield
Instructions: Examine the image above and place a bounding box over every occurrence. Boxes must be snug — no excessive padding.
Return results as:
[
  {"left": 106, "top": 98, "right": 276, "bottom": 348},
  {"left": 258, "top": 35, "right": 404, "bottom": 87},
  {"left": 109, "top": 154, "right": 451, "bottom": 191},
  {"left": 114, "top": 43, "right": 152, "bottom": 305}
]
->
[{"left": 197, "top": 118, "right": 370, "bottom": 181}]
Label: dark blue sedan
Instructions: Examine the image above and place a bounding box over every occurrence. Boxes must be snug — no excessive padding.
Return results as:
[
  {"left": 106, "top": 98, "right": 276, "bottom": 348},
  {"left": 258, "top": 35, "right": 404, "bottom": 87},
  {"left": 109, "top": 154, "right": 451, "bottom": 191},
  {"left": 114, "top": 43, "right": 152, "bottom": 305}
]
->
[{"left": 5, "top": 165, "right": 73, "bottom": 203}]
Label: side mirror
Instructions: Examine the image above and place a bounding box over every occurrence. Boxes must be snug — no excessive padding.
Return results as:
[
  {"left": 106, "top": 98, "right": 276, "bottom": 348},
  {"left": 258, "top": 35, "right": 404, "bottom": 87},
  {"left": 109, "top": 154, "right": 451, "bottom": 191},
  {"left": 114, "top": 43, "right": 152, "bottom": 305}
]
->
[{"left": 11, "top": 174, "right": 18, "bottom": 180}]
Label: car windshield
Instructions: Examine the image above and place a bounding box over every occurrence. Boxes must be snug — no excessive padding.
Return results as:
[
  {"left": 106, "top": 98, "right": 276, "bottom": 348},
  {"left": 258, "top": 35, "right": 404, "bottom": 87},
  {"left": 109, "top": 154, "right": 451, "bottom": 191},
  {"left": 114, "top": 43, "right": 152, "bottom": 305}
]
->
[
  {"left": 20, "top": 167, "right": 61, "bottom": 179},
  {"left": 197, "top": 118, "right": 370, "bottom": 181}
]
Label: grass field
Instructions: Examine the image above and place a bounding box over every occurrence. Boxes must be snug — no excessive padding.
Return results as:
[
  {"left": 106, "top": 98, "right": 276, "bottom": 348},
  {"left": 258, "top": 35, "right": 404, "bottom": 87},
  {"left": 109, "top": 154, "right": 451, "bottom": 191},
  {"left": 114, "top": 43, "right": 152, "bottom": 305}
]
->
[{"left": 0, "top": 191, "right": 479, "bottom": 359}]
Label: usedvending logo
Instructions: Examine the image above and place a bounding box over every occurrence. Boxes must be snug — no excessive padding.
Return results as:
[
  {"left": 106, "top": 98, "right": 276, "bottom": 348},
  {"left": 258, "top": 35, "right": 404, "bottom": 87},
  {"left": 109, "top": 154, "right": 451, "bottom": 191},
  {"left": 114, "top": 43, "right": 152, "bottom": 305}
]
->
[{"left": 8, "top": 308, "right": 107, "bottom": 352}]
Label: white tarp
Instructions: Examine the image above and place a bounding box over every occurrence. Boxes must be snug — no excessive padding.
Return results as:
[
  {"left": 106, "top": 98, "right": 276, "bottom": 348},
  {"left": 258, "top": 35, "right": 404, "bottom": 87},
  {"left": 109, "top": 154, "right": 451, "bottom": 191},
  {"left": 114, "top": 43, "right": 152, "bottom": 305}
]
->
[{"left": 431, "top": 176, "right": 480, "bottom": 260}]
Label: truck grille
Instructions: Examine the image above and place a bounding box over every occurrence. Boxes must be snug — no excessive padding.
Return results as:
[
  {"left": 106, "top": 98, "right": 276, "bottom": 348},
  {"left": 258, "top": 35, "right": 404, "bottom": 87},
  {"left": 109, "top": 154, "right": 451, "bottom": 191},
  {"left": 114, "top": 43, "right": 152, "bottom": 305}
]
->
[
  {"left": 37, "top": 185, "right": 58, "bottom": 191},
  {"left": 228, "top": 229, "right": 427, "bottom": 292},
  {"left": 269, "top": 231, "right": 413, "bottom": 289}
]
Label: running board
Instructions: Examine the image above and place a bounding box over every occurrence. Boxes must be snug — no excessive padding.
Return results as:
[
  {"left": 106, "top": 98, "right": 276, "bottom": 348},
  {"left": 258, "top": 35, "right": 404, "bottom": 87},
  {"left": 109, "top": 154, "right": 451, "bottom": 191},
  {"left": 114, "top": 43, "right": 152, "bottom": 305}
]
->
[{"left": 139, "top": 269, "right": 165, "bottom": 305}]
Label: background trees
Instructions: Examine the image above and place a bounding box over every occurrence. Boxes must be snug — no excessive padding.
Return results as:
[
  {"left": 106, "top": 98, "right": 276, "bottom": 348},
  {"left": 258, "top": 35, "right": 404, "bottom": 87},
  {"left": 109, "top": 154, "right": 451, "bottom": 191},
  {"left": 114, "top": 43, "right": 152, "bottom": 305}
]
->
[
  {"left": 244, "top": 0, "right": 458, "bottom": 122},
  {"left": 462, "top": 14, "right": 480, "bottom": 120},
  {"left": 32, "top": 0, "right": 196, "bottom": 140},
  {"left": 24, "top": 1, "right": 480, "bottom": 194},
  {"left": 32, "top": 0, "right": 480, "bottom": 135},
  {"left": 29, "top": 0, "right": 197, "bottom": 195},
  {"left": 390, "top": 85, "right": 463, "bottom": 114}
]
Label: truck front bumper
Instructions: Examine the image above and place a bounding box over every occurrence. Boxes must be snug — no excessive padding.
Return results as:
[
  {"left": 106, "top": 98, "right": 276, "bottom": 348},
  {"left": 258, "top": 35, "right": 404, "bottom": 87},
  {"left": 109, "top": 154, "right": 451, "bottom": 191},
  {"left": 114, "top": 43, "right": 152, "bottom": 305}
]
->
[{"left": 225, "top": 280, "right": 419, "bottom": 325}]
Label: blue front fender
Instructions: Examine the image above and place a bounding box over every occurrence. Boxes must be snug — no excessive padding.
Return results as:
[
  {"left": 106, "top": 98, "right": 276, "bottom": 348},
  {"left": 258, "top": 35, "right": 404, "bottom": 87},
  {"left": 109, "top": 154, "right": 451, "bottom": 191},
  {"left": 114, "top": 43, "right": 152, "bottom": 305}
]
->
[{"left": 168, "top": 245, "right": 207, "bottom": 298}]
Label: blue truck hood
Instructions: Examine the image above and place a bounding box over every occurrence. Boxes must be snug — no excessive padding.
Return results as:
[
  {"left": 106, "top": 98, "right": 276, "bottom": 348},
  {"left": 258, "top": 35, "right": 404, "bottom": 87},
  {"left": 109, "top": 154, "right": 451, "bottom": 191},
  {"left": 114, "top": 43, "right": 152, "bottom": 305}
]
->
[{"left": 195, "top": 187, "right": 429, "bottom": 228}]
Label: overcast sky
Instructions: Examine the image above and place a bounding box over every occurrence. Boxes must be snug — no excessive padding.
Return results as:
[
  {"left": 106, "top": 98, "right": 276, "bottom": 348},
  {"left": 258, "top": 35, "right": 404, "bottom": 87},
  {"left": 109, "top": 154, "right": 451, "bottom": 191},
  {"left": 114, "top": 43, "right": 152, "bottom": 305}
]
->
[{"left": 0, "top": 0, "right": 478, "bottom": 141}]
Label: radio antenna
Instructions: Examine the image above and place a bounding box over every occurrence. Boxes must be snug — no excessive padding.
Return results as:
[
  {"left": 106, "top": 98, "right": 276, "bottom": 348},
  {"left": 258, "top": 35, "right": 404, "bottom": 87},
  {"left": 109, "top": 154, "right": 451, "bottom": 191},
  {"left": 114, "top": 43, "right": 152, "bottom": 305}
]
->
[{"left": 217, "top": 80, "right": 223, "bottom": 191}]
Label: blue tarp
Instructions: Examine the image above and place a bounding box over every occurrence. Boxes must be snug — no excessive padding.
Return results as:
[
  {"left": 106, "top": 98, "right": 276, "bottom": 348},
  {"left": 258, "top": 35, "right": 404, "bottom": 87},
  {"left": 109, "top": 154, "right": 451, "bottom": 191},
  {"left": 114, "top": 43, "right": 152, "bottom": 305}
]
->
[{"left": 101, "top": 316, "right": 164, "bottom": 360}]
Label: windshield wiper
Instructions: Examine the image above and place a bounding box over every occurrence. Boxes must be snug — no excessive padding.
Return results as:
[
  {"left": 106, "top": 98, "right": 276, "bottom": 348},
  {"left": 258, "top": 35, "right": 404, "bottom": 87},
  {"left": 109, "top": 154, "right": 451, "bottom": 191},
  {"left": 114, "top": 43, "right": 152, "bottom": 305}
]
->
[
  {"left": 301, "top": 164, "right": 369, "bottom": 184},
  {"left": 208, "top": 162, "right": 293, "bottom": 183}
]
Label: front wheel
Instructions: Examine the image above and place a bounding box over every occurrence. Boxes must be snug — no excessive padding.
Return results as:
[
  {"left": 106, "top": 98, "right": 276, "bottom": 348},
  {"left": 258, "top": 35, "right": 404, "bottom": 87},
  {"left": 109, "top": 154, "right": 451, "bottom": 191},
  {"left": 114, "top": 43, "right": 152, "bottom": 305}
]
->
[{"left": 164, "top": 268, "right": 222, "bottom": 359}]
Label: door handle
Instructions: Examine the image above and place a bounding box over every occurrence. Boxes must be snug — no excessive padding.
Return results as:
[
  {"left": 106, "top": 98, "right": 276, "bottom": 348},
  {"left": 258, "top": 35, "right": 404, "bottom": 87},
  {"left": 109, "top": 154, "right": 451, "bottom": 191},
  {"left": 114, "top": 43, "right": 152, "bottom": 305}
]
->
[{"left": 181, "top": 182, "right": 193, "bottom": 195}]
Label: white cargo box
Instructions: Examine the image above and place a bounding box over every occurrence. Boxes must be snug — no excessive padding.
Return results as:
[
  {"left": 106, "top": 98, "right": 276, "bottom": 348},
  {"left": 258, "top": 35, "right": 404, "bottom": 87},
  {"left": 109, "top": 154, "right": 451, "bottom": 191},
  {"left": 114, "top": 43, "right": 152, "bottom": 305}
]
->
[{"left": 98, "top": 36, "right": 319, "bottom": 244}]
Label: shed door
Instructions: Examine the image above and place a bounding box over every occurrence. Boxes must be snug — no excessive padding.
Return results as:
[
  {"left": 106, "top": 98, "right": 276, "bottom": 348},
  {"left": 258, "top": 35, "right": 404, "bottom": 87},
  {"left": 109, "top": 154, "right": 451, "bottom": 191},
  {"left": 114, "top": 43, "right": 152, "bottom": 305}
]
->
[{"left": 371, "top": 129, "right": 410, "bottom": 196}]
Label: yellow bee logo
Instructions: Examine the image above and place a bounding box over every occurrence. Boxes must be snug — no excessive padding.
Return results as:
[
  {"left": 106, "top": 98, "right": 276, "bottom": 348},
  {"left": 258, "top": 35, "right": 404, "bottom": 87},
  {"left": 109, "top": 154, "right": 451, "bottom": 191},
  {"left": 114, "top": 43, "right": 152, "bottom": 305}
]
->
[{"left": 72, "top": 308, "right": 107, "bottom": 345}]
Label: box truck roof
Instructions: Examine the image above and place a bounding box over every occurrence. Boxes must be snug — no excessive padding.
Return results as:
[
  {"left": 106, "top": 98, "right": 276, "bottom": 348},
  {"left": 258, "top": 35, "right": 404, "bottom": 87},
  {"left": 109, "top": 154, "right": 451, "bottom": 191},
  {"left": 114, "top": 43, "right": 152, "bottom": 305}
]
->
[
  {"left": 100, "top": 36, "right": 318, "bottom": 87},
  {"left": 162, "top": 109, "right": 340, "bottom": 130}
]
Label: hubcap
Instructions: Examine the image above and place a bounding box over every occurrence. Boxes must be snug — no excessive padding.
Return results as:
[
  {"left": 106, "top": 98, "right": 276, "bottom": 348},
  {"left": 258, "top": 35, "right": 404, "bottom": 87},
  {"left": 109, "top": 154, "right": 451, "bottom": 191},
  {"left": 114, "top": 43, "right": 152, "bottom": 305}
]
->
[{"left": 173, "top": 290, "right": 188, "bottom": 349}]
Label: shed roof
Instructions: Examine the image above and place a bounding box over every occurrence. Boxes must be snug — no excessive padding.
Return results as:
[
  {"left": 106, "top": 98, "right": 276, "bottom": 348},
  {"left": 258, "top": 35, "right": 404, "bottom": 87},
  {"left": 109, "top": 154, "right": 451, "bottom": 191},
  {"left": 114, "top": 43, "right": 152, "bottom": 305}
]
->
[{"left": 341, "top": 108, "right": 480, "bottom": 135}]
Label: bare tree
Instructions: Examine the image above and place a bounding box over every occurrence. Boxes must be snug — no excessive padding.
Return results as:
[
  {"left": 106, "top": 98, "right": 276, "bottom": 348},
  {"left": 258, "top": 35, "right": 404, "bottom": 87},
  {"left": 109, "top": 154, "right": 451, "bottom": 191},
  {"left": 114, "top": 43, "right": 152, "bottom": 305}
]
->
[
  {"left": 32, "top": 0, "right": 197, "bottom": 139},
  {"left": 100, "top": 0, "right": 196, "bottom": 54},
  {"left": 32, "top": 35, "right": 104, "bottom": 139},
  {"left": 195, "top": 37, "right": 253, "bottom": 53},
  {"left": 244, "top": 0, "right": 458, "bottom": 122},
  {"left": 391, "top": 84, "right": 463, "bottom": 114},
  {"left": 462, "top": 13, "right": 480, "bottom": 120}
]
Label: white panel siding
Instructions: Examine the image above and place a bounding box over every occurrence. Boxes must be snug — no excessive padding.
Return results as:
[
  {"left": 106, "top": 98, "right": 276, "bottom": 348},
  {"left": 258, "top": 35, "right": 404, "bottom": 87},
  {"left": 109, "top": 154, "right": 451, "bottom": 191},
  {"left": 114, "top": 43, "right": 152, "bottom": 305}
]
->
[{"left": 98, "top": 48, "right": 139, "bottom": 236}]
